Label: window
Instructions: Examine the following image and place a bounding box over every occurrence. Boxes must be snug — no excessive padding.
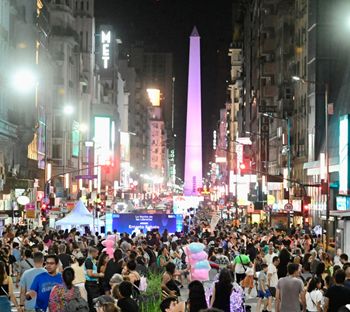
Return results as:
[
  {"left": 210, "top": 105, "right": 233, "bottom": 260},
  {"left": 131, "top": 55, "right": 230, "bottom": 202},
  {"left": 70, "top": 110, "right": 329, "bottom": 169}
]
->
[
  {"left": 86, "top": 31, "right": 88, "bottom": 51},
  {"left": 81, "top": 0, "right": 83, "bottom": 10},
  {"left": 87, "top": 1, "right": 89, "bottom": 10},
  {"left": 52, "top": 144, "right": 61, "bottom": 158}
]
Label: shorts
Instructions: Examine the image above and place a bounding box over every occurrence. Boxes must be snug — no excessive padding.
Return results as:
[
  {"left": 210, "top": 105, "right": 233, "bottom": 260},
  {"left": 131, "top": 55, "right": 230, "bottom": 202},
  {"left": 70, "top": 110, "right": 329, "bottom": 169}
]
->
[{"left": 257, "top": 289, "right": 272, "bottom": 299}]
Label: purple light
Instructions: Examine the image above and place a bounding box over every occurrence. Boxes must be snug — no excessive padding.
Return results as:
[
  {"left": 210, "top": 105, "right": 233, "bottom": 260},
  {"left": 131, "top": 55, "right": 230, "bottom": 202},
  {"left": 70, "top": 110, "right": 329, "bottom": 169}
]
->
[{"left": 184, "top": 26, "right": 202, "bottom": 195}]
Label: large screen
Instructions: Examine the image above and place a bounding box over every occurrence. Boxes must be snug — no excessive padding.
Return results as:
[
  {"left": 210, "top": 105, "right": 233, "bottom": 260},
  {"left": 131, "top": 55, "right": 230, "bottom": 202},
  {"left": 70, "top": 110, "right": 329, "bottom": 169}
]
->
[{"left": 108, "top": 214, "right": 183, "bottom": 234}]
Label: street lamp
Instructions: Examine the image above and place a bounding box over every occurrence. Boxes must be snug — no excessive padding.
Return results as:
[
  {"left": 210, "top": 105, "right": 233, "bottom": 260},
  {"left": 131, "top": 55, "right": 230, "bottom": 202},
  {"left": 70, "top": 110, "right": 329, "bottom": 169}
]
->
[
  {"left": 292, "top": 75, "right": 330, "bottom": 249},
  {"left": 11, "top": 68, "right": 38, "bottom": 94},
  {"left": 63, "top": 105, "right": 74, "bottom": 115}
]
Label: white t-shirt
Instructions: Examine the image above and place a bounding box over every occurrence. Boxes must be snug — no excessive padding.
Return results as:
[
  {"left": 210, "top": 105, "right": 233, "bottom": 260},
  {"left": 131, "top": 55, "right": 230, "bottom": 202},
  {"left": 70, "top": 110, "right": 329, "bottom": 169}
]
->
[
  {"left": 267, "top": 263, "right": 278, "bottom": 287},
  {"left": 264, "top": 253, "right": 278, "bottom": 265},
  {"left": 306, "top": 289, "right": 323, "bottom": 312}
]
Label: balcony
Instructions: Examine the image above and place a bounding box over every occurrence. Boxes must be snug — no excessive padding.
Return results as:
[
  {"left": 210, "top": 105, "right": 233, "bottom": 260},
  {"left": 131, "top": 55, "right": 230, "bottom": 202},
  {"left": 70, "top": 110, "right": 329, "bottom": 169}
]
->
[
  {"left": 261, "top": 15, "right": 277, "bottom": 33},
  {"left": 51, "top": 26, "right": 79, "bottom": 43},
  {"left": 261, "top": 39, "right": 276, "bottom": 55},
  {"left": 262, "top": 62, "right": 277, "bottom": 76},
  {"left": 262, "top": 85, "right": 278, "bottom": 98}
]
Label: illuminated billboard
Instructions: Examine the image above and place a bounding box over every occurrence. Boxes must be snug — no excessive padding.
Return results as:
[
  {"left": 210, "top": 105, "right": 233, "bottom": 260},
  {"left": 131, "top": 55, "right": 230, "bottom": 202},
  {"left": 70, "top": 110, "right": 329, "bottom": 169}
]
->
[
  {"left": 147, "top": 88, "right": 161, "bottom": 107},
  {"left": 107, "top": 214, "right": 183, "bottom": 234},
  {"left": 339, "top": 115, "right": 350, "bottom": 195},
  {"left": 72, "top": 120, "right": 80, "bottom": 157},
  {"left": 101, "top": 30, "right": 111, "bottom": 69},
  {"left": 94, "top": 116, "right": 111, "bottom": 165}
]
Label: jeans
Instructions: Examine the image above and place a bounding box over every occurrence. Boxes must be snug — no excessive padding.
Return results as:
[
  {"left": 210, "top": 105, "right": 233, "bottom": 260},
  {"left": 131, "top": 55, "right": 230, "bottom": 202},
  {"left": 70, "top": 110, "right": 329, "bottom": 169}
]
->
[
  {"left": 85, "top": 281, "right": 100, "bottom": 312},
  {"left": 0, "top": 295, "right": 11, "bottom": 312}
]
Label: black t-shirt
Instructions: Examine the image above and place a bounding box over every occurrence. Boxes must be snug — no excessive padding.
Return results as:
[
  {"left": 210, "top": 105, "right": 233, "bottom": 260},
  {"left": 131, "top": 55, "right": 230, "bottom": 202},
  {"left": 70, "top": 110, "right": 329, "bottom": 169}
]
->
[
  {"left": 85, "top": 258, "right": 94, "bottom": 270},
  {"left": 325, "top": 285, "right": 350, "bottom": 312},
  {"left": 104, "top": 259, "right": 123, "bottom": 285},
  {"left": 117, "top": 297, "right": 139, "bottom": 312},
  {"left": 58, "top": 253, "right": 71, "bottom": 268}
]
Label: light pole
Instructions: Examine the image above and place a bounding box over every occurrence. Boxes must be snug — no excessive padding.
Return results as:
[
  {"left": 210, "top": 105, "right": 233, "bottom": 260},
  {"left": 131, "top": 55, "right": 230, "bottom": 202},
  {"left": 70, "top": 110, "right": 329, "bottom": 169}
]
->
[{"left": 292, "top": 76, "right": 330, "bottom": 249}]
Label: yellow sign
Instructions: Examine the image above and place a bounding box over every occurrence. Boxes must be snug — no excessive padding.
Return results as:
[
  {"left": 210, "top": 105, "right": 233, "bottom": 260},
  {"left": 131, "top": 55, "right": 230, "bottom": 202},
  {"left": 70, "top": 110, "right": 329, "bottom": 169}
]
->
[
  {"left": 26, "top": 210, "right": 35, "bottom": 218},
  {"left": 267, "top": 195, "right": 275, "bottom": 205}
]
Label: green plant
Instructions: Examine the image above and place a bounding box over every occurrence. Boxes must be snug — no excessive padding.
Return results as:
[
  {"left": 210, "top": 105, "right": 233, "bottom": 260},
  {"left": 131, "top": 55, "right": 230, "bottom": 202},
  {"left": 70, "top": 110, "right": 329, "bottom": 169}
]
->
[{"left": 139, "top": 272, "right": 162, "bottom": 312}]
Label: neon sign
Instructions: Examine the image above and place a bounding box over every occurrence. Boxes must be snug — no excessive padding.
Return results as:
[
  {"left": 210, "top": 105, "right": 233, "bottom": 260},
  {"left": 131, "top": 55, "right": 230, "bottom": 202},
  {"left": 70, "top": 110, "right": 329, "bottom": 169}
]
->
[{"left": 101, "top": 30, "right": 111, "bottom": 69}]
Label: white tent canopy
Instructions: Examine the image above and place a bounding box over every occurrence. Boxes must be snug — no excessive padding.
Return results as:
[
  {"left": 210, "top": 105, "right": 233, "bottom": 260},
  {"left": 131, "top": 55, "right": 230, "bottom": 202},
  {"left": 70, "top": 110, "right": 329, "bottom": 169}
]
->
[{"left": 55, "top": 200, "right": 94, "bottom": 228}]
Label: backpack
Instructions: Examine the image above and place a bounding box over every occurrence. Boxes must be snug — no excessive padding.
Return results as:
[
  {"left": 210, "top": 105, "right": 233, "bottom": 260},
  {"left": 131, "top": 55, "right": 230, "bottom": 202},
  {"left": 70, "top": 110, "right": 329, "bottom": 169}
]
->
[{"left": 64, "top": 287, "right": 89, "bottom": 312}]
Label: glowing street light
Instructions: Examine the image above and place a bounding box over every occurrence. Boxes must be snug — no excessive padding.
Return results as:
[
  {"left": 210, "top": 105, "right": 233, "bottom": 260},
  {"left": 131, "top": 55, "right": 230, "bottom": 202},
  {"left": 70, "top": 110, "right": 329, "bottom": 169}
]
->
[
  {"left": 79, "top": 123, "right": 88, "bottom": 132},
  {"left": 11, "top": 68, "right": 37, "bottom": 94},
  {"left": 63, "top": 105, "right": 74, "bottom": 115}
]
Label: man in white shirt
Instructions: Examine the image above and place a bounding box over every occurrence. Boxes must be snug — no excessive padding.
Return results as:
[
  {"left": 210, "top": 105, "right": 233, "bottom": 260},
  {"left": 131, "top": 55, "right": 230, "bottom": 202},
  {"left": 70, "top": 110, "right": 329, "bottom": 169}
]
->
[
  {"left": 264, "top": 243, "right": 278, "bottom": 266},
  {"left": 268, "top": 256, "right": 280, "bottom": 298}
]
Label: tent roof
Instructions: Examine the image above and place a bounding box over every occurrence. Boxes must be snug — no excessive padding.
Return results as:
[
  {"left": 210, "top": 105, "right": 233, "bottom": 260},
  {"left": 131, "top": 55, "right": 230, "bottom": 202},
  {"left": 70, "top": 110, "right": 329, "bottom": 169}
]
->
[{"left": 55, "top": 200, "right": 93, "bottom": 226}]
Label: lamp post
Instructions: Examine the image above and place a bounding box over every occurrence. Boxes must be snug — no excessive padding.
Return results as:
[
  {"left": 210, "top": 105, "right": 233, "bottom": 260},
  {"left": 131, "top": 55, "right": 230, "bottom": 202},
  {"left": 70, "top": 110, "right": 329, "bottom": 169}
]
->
[{"left": 292, "top": 76, "right": 330, "bottom": 250}]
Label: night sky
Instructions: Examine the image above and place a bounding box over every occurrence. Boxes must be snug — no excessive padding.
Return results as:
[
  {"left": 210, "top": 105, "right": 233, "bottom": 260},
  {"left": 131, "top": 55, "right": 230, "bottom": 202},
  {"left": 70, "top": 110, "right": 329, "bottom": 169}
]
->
[{"left": 95, "top": 0, "right": 233, "bottom": 178}]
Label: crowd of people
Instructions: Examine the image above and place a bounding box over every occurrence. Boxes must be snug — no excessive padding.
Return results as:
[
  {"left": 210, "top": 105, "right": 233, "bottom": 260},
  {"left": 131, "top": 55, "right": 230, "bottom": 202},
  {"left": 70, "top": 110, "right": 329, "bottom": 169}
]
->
[{"left": 0, "top": 210, "right": 349, "bottom": 312}]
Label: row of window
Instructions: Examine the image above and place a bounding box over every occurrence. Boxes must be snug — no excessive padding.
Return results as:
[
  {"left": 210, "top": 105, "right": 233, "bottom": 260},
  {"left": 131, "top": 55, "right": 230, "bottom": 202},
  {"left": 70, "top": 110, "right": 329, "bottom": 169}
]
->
[{"left": 54, "top": 0, "right": 89, "bottom": 12}]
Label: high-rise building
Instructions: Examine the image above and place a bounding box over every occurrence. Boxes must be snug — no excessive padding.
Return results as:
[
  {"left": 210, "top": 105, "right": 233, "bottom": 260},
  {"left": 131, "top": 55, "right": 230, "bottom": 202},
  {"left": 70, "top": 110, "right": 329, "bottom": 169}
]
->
[
  {"left": 0, "top": 0, "right": 38, "bottom": 211},
  {"left": 49, "top": 0, "right": 81, "bottom": 196}
]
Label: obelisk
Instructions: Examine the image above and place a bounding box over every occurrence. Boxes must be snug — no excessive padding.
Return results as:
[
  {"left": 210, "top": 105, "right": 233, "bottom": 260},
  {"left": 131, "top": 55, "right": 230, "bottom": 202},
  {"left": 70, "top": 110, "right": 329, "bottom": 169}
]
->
[{"left": 184, "top": 26, "right": 202, "bottom": 196}]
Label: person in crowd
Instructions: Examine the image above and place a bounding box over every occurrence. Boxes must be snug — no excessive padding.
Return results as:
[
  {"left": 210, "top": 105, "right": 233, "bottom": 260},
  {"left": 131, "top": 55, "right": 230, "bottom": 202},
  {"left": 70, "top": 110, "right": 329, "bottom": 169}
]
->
[
  {"left": 0, "top": 260, "right": 19, "bottom": 311},
  {"left": 340, "top": 254, "right": 349, "bottom": 266},
  {"left": 57, "top": 243, "right": 71, "bottom": 269},
  {"left": 49, "top": 267, "right": 86, "bottom": 311},
  {"left": 333, "top": 249, "right": 343, "bottom": 266},
  {"left": 116, "top": 281, "right": 139, "bottom": 312},
  {"left": 19, "top": 249, "right": 34, "bottom": 278},
  {"left": 103, "top": 249, "right": 124, "bottom": 294},
  {"left": 72, "top": 256, "right": 87, "bottom": 300},
  {"left": 324, "top": 269, "right": 350, "bottom": 312},
  {"left": 135, "top": 256, "right": 148, "bottom": 277},
  {"left": 157, "top": 246, "right": 170, "bottom": 269},
  {"left": 94, "top": 295, "right": 119, "bottom": 312},
  {"left": 256, "top": 263, "right": 272, "bottom": 312},
  {"left": 122, "top": 260, "right": 141, "bottom": 287},
  {"left": 27, "top": 254, "right": 63, "bottom": 312},
  {"left": 277, "top": 245, "right": 291, "bottom": 278},
  {"left": 162, "top": 262, "right": 180, "bottom": 298},
  {"left": 275, "top": 263, "right": 306, "bottom": 312},
  {"left": 160, "top": 297, "right": 186, "bottom": 312},
  {"left": 214, "top": 247, "right": 230, "bottom": 269},
  {"left": 186, "top": 280, "right": 208, "bottom": 312},
  {"left": 19, "top": 252, "right": 46, "bottom": 312},
  {"left": 264, "top": 242, "right": 278, "bottom": 266},
  {"left": 267, "top": 256, "right": 280, "bottom": 298},
  {"left": 97, "top": 252, "right": 110, "bottom": 294},
  {"left": 241, "top": 261, "right": 255, "bottom": 298},
  {"left": 141, "top": 240, "right": 156, "bottom": 267},
  {"left": 84, "top": 247, "right": 104, "bottom": 311},
  {"left": 210, "top": 268, "right": 233, "bottom": 312},
  {"left": 305, "top": 277, "right": 323, "bottom": 312},
  {"left": 232, "top": 249, "right": 251, "bottom": 284},
  {"left": 300, "top": 261, "right": 313, "bottom": 284}
]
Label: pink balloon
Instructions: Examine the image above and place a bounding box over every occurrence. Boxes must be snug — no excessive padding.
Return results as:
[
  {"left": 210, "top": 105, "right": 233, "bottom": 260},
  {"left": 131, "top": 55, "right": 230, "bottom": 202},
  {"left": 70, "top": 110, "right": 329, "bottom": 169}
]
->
[
  {"left": 191, "top": 269, "right": 209, "bottom": 281},
  {"left": 190, "top": 251, "right": 207, "bottom": 261}
]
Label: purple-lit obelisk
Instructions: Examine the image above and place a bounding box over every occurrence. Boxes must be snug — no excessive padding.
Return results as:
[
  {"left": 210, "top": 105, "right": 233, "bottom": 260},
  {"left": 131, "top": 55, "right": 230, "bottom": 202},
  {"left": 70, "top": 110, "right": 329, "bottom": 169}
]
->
[{"left": 184, "top": 26, "right": 202, "bottom": 195}]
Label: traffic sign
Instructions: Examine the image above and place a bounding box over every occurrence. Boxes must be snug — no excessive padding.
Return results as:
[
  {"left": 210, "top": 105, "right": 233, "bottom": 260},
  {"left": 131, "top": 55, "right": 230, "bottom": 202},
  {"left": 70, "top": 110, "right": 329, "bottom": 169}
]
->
[
  {"left": 284, "top": 203, "right": 293, "bottom": 211},
  {"left": 75, "top": 174, "right": 97, "bottom": 180}
]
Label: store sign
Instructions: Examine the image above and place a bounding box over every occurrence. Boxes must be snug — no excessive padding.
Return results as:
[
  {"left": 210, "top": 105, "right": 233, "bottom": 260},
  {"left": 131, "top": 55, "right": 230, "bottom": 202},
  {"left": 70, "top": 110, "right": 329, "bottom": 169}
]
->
[
  {"left": 336, "top": 196, "right": 350, "bottom": 211},
  {"left": 101, "top": 30, "right": 111, "bottom": 69},
  {"left": 339, "top": 115, "right": 350, "bottom": 195}
]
